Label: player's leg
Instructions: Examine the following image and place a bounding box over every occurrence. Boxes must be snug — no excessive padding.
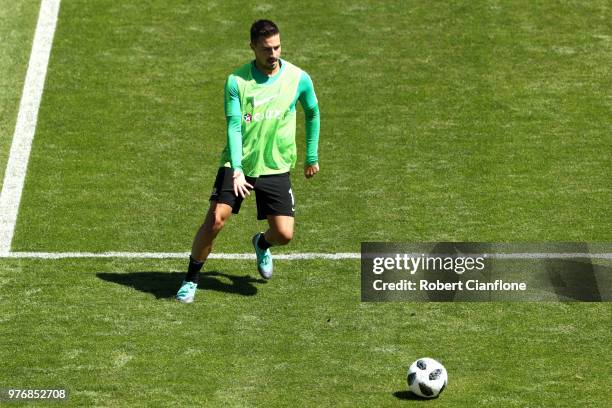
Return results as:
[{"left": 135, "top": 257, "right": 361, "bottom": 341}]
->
[
  {"left": 177, "top": 168, "right": 245, "bottom": 303},
  {"left": 264, "top": 215, "right": 294, "bottom": 245},
  {"left": 191, "top": 202, "right": 234, "bottom": 262},
  {"left": 177, "top": 203, "right": 233, "bottom": 304},
  {"left": 252, "top": 173, "right": 295, "bottom": 279}
]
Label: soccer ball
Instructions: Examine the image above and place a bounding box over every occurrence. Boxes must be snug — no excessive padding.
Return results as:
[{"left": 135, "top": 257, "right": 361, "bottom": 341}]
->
[{"left": 407, "top": 357, "right": 448, "bottom": 398}]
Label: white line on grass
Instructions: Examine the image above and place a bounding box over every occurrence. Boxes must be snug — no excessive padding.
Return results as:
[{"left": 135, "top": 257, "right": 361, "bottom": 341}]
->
[
  {"left": 373, "top": 253, "right": 612, "bottom": 260},
  {"left": 1, "top": 252, "right": 611, "bottom": 260},
  {"left": 490, "top": 253, "right": 612, "bottom": 259},
  {"left": 0, "top": 0, "right": 61, "bottom": 255},
  {"left": 2, "top": 252, "right": 361, "bottom": 260}
]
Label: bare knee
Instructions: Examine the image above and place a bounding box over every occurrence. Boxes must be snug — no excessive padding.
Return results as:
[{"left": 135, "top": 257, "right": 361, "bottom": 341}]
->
[
  {"left": 210, "top": 211, "right": 228, "bottom": 234},
  {"left": 205, "top": 205, "right": 231, "bottom": 235},
  {"left": 273, "top": 228, "right": 293, "bottom": 245}
]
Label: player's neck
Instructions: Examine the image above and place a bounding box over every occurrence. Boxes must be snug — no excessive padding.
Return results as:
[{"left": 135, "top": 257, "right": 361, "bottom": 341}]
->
[{"left": 254, "top": 60, "right": 281, "bottom": 77}]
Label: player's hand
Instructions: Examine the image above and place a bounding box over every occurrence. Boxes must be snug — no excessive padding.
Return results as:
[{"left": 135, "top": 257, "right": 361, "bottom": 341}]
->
[
  {"left": 233, "top": 170, "right": 253, "bottom": 198},
  {"left": 304, "top": 163, "right": 319, "bottom": 179}
]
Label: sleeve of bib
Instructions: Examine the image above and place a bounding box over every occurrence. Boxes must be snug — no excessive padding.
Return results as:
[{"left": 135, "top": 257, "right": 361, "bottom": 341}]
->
[
  {"left": 225, "top": 75, "right": 243, "bottom": 172},
  {"left": 297, "top": 71, "right": 320, "bottom": 166}
]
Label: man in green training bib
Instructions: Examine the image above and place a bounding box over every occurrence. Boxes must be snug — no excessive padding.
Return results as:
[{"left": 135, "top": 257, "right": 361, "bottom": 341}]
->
[{"left": 176, "top": 19, "right": 320, "bottom": 303}]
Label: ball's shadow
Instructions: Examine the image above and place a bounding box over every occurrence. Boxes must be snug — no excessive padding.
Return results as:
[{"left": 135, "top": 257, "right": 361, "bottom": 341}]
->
[
  {"left": 393, "top": 390, "right": 435, "bottom": 401},
  {"left": 97, "top": 270, "right": 267, "bottom": 299}
]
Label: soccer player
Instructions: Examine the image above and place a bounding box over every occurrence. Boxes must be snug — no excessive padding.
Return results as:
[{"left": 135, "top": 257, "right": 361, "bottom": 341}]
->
[{"left": 176, "top": 19, "right": 320, "bottom": 303}]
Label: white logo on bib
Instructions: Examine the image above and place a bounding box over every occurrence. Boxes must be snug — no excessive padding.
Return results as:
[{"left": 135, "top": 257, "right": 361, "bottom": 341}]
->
[{"left": 253, "top": 94, "right": 278, "bottom": 107}]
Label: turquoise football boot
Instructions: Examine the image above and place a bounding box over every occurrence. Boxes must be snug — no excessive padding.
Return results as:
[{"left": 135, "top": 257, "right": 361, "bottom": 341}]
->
[
  {"left": 252, "top": 232, "right": 273, "bottom": 279},
  {"left": 176, "top": 280, "right": 198, "bottom": 303}
]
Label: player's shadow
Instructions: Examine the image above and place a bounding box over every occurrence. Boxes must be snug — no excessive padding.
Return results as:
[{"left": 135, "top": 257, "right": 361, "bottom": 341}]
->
[
  {"left": 97, "top": 271, "right": 266, "bottom": 299},
  {"left": 393, "top": 391, "right": 432, "bottom": 401}
]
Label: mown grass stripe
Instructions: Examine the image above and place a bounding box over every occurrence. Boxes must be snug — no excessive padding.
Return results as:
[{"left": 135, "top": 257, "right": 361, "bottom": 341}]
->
[{"left": 0, "top": 0, "right": 61, "bottom": 254}]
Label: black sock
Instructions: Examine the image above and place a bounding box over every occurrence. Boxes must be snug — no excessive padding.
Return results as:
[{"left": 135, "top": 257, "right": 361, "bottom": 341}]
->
[
  {"left": 257, "top": 234, "right": 272, "bottom": 250},
  {"left": 185, "top": 255, "right": 204, "bottom": 283}
]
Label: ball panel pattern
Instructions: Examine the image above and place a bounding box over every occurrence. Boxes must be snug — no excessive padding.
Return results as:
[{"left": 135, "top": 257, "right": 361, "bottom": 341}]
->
[
  {"left": 429, "top": 368, "right": 442, "bottom": 380},
  {"left": 408, "top": 372, "right": 417, "bottom": 386},
  {"left": 419, "top": 383, "right": 434, "bottom": 397}
]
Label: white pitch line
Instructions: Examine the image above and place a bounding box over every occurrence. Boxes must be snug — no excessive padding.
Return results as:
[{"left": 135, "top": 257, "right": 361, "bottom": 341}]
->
[
  {"left": 0, "top": 0, "right": 61, "bottom": 255},
  {"left": 371, "top": 253, "right": 612, "bottom": 260},
  {"left": 1, "top": 252, "right": 611, "bottom": 260},
  {"left": 1, "top": 252, "right": 362, "bottom": 260},
  {"left": 489, "top": 253, "right": 612, "bottom": 259}
]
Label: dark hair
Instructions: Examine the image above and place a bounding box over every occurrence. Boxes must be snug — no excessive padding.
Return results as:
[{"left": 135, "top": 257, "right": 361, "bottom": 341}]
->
[{"left": 250, "top": 19, "right": 279, "bottom": 44}]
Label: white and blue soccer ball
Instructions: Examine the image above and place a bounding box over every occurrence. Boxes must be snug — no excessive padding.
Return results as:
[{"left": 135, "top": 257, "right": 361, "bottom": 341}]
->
[{"left": 407, "top": 357, "right": 448, "bottom": 398}]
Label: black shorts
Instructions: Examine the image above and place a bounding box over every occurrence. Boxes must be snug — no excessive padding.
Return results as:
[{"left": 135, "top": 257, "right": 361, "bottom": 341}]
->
[{"left": 209, "top": 167, "right": 295, "bottom": 220}]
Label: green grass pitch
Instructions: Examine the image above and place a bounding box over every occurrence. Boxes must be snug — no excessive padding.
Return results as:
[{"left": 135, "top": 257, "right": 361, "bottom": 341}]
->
[{"left": 1, "top": 0, "right": 611, "bottom": 406}]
